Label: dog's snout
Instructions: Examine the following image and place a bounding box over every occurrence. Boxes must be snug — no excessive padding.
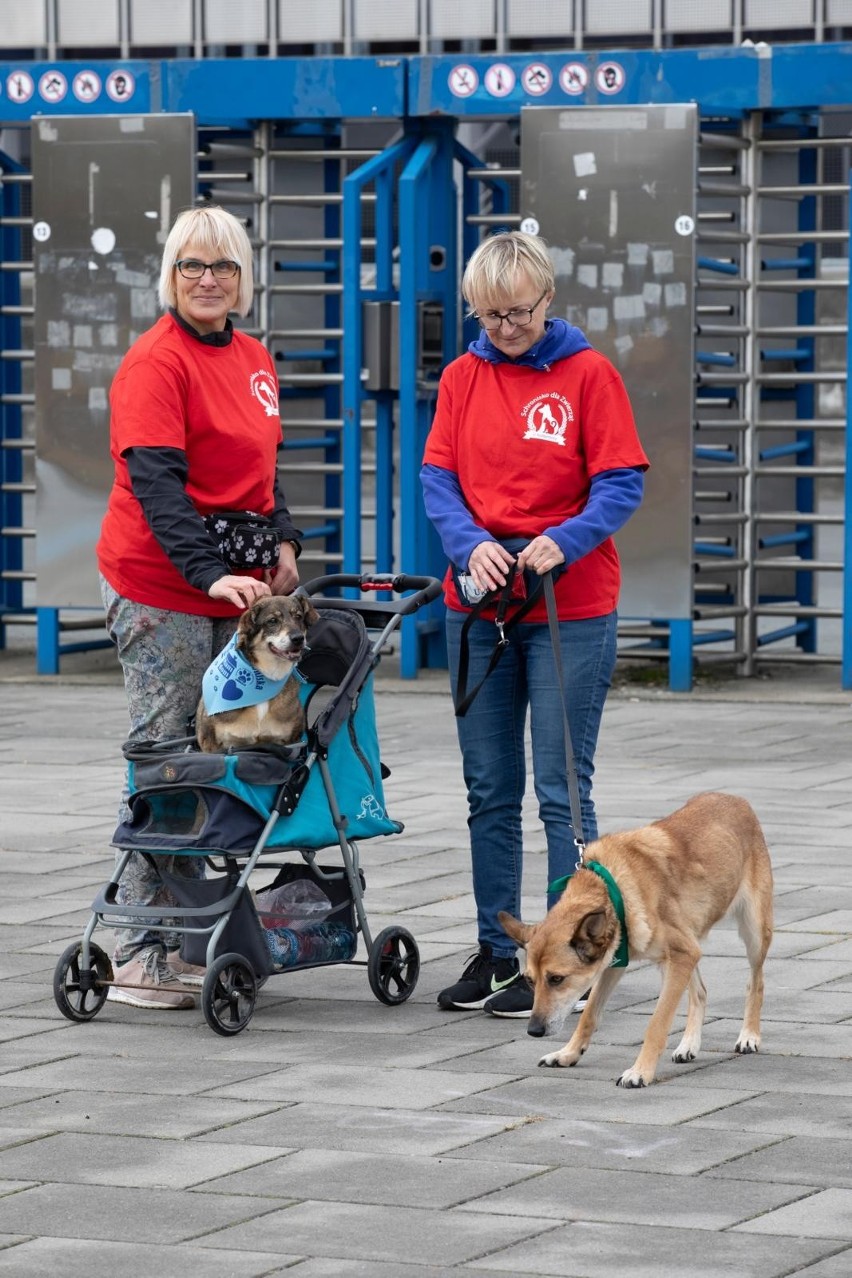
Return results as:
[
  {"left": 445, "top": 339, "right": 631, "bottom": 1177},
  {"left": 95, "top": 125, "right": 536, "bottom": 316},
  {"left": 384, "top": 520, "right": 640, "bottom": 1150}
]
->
[
  {"left": 290, "top": 632, "right": 305, "bottom": 649},
  {"left": 527, "top": 1016, "right": 547, "bottom": 1038}
]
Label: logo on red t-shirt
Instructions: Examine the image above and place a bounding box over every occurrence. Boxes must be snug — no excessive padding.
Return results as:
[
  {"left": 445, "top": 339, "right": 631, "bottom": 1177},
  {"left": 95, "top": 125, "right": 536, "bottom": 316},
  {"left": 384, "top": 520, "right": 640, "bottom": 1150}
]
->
[
  {"left": 250, "top": 369, "right": 280, "bottom": 418},
  {"left": 521, "top": 392, "right": 573, "bottom": 446}
]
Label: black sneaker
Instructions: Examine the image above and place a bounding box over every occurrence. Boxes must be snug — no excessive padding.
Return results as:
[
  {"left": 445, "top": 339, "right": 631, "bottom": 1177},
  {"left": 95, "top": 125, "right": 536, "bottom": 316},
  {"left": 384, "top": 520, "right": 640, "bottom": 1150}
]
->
[
  {"left": 484, "top": 973, "right": 533, "bottom": 1018},
  {"left": 437, "top": 944, "right": 520, "bottom": 1010}
]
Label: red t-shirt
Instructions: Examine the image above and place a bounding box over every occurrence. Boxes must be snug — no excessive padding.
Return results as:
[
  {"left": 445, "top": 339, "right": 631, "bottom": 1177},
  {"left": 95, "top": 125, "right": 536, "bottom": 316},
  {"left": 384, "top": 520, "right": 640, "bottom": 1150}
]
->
[
  {"left": 97, "top": 314, "right": 283, "bottom": 616},
  {"left": 423, "top": 348, "right": 649, "bottom": 621}
]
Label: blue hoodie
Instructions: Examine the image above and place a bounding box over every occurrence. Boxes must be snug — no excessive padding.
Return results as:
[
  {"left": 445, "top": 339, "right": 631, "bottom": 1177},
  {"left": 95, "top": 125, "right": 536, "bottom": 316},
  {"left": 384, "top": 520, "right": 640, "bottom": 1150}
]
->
[{"left": 421, "top": 317, "right": 645, "bottom": 571}]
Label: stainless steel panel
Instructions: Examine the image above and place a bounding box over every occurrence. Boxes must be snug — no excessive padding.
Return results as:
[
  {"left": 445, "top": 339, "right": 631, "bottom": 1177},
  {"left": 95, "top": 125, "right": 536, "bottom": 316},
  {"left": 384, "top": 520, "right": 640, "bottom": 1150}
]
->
[
  {"left": 521, "top": 104, "right": 697, "bottom": 620},
  {"left": 56, "top": 0, "right": 120, "bottom": 45},
  {"left": 129, "top": 0, "right": 194, "bottom": 46},
  {"left": 430, "top": 0, "right": 495, "bottom": 39},
  {"left": 32, "top": 113, "right": 195, "bottom": 608},
  {"left": 279, "top": 0, "right": 344, "bottom": 43},
  {"left": 0, "top": 0, "right": 48, "bottom": 43},
  {"left": 665, "top": 0, "right": 733, "bottom": 31},
  {"left": 205, "top": 0, "right": 268, "bottom": 43},
  {"left": 354, "top": 0, "right": 419, "bottom": 40},
  {"left": 584, "top": 0, "right": 651, "bottom": 34},
  {"left": 506, "top": 0, "right": 574, "bottom": 37}
]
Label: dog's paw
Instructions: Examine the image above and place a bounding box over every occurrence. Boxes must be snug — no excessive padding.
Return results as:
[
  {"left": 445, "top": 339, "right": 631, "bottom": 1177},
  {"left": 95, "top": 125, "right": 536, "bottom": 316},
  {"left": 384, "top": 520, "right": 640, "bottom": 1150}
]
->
[
  {"left": 616, "top": 1068, "right": 649, "bottom": 1088},
  {"left": 538, "top": 1049, "right": 580, "bottom": 1069},
  {"left": 672, "top": 1047, "right": 696, "bottom": 1064},
  {"left": 735, "top": 1032, "right": 760, "bottom": 1055}
]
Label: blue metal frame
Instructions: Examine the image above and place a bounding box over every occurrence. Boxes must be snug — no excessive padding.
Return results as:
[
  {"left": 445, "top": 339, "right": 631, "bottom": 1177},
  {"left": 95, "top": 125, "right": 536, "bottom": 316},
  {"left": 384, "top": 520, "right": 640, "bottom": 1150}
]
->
[
  {"left": 341, "top": 135, "right": 418, "bottom": 576},
  {"left": 844, "top": 171, "right": 852, "bottom": 691},
  {"left": 1, "top": 45, "right": 849, "bottom": 685},
  {"left": 0, "top": 151, "right": 25, "bottom": 650}
]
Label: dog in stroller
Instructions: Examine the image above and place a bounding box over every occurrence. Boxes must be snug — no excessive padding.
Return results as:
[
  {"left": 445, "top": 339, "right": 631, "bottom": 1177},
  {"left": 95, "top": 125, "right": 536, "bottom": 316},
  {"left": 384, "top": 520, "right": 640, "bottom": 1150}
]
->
[
  {"left": 195, "top": 593, "right": 319, "bottom": 753},
  {"left": 53, "top": 574, "right": 442, "bottom": 1036}
]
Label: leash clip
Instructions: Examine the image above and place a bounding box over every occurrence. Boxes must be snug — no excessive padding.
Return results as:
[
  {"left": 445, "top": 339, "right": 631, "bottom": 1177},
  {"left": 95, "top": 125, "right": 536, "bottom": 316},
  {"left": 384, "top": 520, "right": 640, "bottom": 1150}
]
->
[
  {"left": 573, "top": 836, "right": 586, "bottom": 871},
  {"left": 495, "top": 618, "right": 509, "bottom": 648}
]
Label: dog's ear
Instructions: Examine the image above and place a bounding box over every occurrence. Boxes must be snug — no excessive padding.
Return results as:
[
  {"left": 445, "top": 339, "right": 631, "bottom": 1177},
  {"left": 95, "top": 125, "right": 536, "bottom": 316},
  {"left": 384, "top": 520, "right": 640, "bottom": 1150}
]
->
[
  {"left": 296, "top": 594, "right": 320, "bottom": 627},
  {"left": 498, "top": 910, "right": 533, "bottom": 948},
  {"left": 571, "top": 910, "right": 611, "bottom": 965},
  {"left": 236, "top": 600, "right": 264, "bottom": 643}
]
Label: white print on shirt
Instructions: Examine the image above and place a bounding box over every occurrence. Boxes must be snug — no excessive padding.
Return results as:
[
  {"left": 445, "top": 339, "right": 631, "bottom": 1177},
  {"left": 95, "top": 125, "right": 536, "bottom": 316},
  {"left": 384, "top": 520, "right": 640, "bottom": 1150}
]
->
[
  {"left": 521, "top": 392, "right": 573, "bottom": 446},
  {"left": 250, "top": 369, "right": 280, "bottom": 417}
]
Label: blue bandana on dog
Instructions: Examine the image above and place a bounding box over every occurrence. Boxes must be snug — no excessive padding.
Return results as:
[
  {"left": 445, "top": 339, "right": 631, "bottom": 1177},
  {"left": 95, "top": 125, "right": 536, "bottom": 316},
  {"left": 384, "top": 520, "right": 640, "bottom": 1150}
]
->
[{"left": 202, "top": 633, "right": 302, "bottom": 716}]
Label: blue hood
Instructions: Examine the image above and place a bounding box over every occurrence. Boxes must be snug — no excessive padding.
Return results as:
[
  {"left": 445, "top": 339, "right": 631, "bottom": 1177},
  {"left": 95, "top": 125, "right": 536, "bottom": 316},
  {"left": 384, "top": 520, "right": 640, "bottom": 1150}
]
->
[{"left": 469, "top": 316, "right": 591, "bottom": 370}]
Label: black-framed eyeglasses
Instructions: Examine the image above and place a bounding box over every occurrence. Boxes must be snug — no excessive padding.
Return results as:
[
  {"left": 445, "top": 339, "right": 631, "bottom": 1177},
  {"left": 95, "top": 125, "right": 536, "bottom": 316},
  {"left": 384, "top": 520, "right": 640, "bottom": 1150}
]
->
[
  {"left": 175, "top": 258, "right": 240, "bottom": 280},
  {"left": 472, "top": 291, "right": 547, "bottom": 331}
]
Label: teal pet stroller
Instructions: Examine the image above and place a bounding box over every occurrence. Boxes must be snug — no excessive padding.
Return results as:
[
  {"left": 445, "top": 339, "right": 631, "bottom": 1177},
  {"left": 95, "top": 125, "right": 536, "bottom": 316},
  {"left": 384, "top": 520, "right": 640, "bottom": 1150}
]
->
[{"left": 53, "top": 573, "right": 441, "bottom": 1036}]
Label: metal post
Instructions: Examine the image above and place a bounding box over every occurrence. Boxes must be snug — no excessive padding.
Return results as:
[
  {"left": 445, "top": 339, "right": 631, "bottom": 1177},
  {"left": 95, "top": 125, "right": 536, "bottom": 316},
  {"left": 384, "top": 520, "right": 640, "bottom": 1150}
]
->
[{"left": 843, "top": 167, "right": 852, "bottom": 689}]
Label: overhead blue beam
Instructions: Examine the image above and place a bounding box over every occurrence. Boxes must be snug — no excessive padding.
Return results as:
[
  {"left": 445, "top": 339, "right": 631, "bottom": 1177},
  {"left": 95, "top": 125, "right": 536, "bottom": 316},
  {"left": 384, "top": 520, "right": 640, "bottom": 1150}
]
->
[{"left": 408, "top": 42, "right": 852, "bottom": 116}]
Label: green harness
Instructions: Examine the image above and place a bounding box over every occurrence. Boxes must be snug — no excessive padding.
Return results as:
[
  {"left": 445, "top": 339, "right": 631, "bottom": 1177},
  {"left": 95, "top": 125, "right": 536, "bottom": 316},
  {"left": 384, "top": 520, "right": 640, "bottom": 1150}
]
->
[{"left": 548, "top": 861, "right": 629, "bottom": 969}]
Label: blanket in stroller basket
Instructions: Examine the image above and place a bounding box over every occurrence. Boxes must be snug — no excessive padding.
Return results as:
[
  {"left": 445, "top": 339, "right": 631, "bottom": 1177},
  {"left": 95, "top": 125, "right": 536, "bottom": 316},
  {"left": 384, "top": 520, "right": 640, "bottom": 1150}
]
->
[{"left": 113, "top": 669, "right": 401, "bottom": 856}]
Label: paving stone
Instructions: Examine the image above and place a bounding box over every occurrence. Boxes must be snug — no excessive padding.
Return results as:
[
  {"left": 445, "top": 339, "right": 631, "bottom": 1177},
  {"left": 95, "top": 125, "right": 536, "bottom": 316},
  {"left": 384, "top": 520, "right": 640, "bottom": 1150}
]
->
[
  {"left": 208, "top": 1062, "right": 513, "bottom": 1108},
  {"left": 463, "top": 1218, "right": 836, "bottom": 1276},
  {"left": 687, "top": 1092, "right": 852, "bottom": 1140},
  {"left": 0, "top": 1237, "right": 301, "bottom": 1277},
  {"left": 731, "top": 1187, "right": 852, "bottom": 1240},
  {"left": 0, "top": 1133, "right": 291, "bottom": 1189},
  {"left": 440, "top": 1116, "right": 784, "bottom": 1175},
  {"left": 0, "top": 1182, "right": 290, "bottom": 1244},
  {"left": 706, "top": 1134, "right": 852, "bottom": 1190},
  {"left": 194, "top": 1101, "right": 529, "bottom": 1155},
  {"left": 462, "top": 1163, "right": 814, "bottom": 1229},
  {"left": 202, "top": 1147, "right": 548, "bottom": 1208},
  {"left": 0, "top": 1090, "right": 285, "bottom": 1140},
  {"left": 202, "top": 1200, "right": 553, "bottom": 1265}
]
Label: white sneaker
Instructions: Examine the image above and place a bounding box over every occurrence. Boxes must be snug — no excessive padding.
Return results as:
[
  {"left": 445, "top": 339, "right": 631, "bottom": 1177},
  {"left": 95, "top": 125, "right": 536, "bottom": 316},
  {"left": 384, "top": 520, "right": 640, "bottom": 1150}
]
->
[
  {"left": 166, "top": 950, "right": 206, "bottom": 987},
  {"left": 107, "top": 947, "right": 195, "bottom": 1009}
]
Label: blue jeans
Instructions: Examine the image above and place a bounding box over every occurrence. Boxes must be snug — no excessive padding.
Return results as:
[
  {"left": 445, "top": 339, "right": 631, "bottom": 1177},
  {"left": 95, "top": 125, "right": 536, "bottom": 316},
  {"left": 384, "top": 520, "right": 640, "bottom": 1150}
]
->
[{"left": 446, "top": 608, "right": 617, "bottom": 959}]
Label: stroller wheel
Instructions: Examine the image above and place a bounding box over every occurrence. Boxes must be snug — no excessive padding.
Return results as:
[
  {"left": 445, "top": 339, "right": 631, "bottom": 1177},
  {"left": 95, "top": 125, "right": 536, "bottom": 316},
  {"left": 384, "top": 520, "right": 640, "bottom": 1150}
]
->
[
  {"left": 368, "top": 927, "right": 420, "bottom": 1006},
  {"left": 201, "top": 953, "right": 257, "bottom": 1036},
  {"left": 53, "top": 942, "right": 113, "bottom": 1022}
]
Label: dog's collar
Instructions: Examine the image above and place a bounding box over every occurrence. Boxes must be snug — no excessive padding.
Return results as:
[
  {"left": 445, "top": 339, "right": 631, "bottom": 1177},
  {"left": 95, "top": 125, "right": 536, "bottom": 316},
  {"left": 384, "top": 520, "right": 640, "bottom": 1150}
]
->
[
  {"left": 548, "top": 861, "right": 629, "bottom": 968},
  {"left": 202, "top": 632, "right": 304, "bottom": 716}
]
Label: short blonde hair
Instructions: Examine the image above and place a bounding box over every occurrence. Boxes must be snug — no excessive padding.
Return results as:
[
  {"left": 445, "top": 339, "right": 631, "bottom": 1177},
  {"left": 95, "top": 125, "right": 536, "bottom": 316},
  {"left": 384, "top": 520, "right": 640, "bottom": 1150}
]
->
[
  {"left": 462, "top": 231, "right": 555, "bottom": 312},
  {"left": 158, "top": 205, "right": 254, "bottom": 316}
]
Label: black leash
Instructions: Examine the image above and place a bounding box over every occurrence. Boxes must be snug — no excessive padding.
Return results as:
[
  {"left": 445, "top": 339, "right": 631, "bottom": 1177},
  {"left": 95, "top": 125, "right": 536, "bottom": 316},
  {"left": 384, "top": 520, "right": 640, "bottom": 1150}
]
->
[{"left": 454, "top": 562, "right": 543, "bottom": 718}]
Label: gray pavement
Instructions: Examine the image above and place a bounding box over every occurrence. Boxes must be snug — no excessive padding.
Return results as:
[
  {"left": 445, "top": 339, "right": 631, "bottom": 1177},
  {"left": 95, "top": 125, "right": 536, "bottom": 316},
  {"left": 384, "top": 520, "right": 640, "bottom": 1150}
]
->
[{"left": 0, "top": 644, "right": 851, "bottom": 1277}]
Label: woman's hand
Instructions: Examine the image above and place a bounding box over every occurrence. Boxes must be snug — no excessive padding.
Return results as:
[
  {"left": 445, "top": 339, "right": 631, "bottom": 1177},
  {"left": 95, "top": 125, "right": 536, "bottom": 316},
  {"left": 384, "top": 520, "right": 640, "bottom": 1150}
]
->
[
  {"left": 265, "top": 541, "right": 299, "bottom": 596},
  {"left": 208, "top": 575, "right": 271, "bottom": 608},
  {"left": 516, "top": 535, "right": 566, "bottom": 576},
  {"left": 467, "top": 540, "right": 517, "bottom": 594}
]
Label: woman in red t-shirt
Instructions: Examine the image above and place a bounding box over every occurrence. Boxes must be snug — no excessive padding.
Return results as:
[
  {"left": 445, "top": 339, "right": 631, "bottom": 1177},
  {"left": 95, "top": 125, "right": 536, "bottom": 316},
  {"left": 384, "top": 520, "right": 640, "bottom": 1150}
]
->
[
  {"left": 421, "top": 231, "right": 649, "bottom": 1019},
  {"left": 97, "top": 205, "right": 302, "bottom": 1009}
]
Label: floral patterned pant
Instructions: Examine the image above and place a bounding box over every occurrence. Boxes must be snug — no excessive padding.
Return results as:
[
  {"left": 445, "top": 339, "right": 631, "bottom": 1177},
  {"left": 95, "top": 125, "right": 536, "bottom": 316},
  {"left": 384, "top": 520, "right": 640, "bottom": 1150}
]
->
[{"left": 101, "top": 576, "right": 237, "bottom": 962}]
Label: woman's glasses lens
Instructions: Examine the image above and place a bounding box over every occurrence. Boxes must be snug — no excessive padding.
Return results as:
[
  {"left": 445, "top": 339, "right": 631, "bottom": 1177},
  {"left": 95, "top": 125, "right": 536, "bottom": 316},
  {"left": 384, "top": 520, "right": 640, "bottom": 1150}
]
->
[
  {"left": 175, "top": 259, "right": 240, "bottom": 279},
  {"left": 474, "top": 292, "right": 545, "bottom": 331},
  {"left": 478, "top": 309, "right": 534, "bottom": 331}
]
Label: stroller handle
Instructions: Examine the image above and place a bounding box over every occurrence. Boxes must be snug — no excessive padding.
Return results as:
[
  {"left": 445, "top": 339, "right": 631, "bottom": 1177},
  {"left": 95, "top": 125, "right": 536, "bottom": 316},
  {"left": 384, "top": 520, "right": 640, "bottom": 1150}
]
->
[{"left": 299, "top": 573, "right": 442, "bottom": 616}]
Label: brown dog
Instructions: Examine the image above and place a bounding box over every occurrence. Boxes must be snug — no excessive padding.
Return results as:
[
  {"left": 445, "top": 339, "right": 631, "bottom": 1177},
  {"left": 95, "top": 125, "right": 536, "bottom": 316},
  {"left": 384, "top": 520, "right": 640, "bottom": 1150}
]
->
[
  {"left": 196, "top": 594, "right": 319, "bottom": 753},
  {"left": 498, "top": 792, "right": 773, "bottom": 1088}
]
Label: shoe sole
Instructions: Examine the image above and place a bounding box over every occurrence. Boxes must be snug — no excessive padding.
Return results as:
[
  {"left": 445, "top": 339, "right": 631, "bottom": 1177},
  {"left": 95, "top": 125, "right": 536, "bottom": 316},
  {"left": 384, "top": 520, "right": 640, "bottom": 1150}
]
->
[
  {"left": 485, "top": 1006, "right": 531, "bottom": 1018},
  {"left": 107, "top": 987, "right": 195, "bottom": 1010},
  {"left": 437, "top": 994, "right": 492, "bottom": 1011}
]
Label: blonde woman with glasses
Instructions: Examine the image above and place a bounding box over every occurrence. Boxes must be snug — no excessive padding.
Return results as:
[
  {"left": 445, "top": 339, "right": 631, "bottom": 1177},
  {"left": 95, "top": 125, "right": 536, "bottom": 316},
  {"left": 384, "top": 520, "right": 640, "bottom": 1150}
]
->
[
  {"left": 422, "top": 231, "right": 649, "bottom": 1019},
  {"left": 97, "top": 205, "right": 302, "bottom": 1008}
]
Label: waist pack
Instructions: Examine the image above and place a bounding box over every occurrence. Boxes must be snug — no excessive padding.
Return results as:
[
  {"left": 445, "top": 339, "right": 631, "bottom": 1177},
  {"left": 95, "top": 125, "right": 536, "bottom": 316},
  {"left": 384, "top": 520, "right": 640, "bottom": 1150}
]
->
[{"left": 203, "top": 510, "right": 281, "bottom": 571}]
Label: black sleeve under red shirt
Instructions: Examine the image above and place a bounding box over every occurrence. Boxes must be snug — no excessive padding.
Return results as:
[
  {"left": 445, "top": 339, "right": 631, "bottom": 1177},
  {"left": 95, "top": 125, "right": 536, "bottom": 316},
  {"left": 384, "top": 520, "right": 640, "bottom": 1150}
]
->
[{"left": 126, "top": 445, "right": 302, "bottom": 594}]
